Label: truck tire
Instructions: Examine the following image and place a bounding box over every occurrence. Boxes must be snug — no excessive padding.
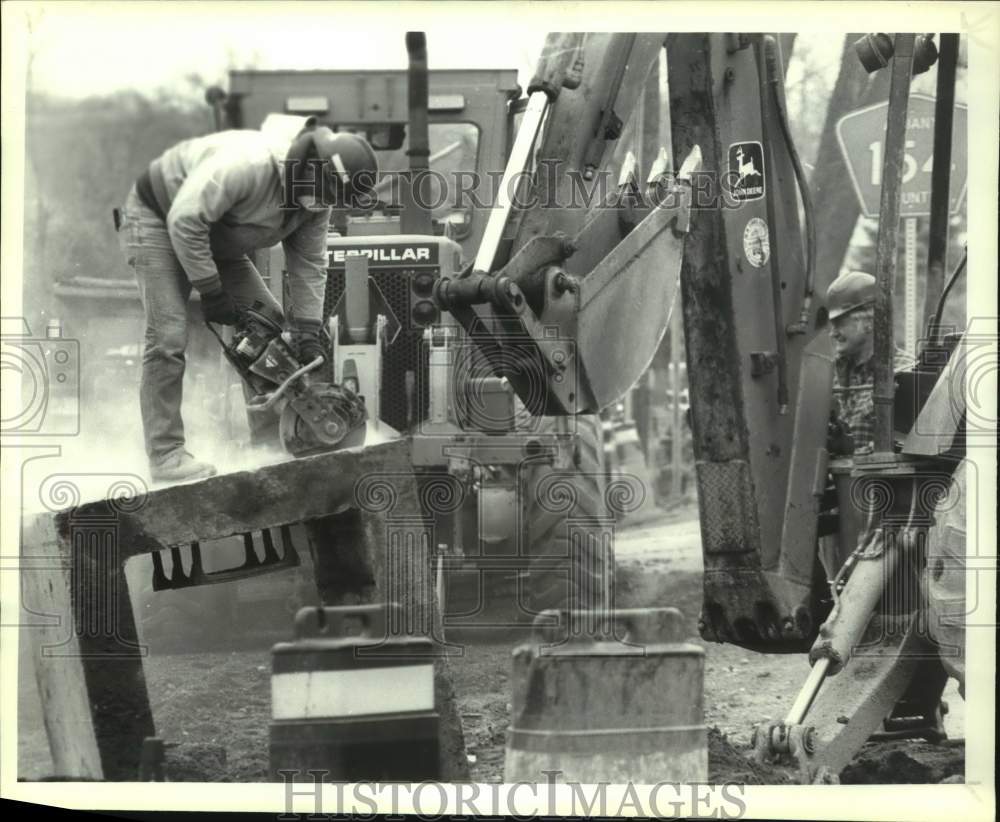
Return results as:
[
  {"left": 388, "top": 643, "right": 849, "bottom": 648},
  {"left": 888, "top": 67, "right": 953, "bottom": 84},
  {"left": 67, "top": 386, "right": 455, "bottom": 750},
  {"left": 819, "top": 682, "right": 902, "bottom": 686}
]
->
[{"left": 521, "top": 413, "right": 615, "bottom": 617}]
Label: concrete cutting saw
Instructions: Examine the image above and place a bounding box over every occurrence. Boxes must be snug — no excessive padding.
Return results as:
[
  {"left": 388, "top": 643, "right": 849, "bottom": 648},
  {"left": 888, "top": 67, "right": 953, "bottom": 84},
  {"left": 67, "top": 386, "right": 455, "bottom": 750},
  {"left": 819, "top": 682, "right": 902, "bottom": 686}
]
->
[{"left": 208, "top": 302, "right": 368, "bottom": 456}]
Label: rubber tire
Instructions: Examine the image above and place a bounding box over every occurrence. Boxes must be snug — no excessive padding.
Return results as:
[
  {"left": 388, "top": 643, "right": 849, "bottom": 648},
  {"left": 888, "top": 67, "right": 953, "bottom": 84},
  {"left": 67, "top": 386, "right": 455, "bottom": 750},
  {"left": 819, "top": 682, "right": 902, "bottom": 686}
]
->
[{"left": 521, "top": 413, "right": 614, "bottom": 616}]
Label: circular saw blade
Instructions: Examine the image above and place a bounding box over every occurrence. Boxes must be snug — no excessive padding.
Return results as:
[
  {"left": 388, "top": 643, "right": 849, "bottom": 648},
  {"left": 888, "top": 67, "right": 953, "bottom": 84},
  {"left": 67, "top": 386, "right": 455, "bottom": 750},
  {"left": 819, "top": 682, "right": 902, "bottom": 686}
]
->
[{"left": 278, "top": 383, "right": 368, "bottom": 457}]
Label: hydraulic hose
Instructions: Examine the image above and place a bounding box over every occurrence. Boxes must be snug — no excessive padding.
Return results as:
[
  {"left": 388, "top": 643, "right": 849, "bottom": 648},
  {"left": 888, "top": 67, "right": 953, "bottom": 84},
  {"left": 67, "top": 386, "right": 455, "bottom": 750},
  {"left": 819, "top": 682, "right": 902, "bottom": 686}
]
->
[
  {"left": 756, "top": 35, "right": 789, "bottom": 414},
  {"left": 764, "top": 36, "right": 816, "bottom": 334},
  {"left": 926, "top": 247, "right": 967, "bottom": 348},
  {"left": 923, "top": 34, "right": 959, "bottom": 336}
]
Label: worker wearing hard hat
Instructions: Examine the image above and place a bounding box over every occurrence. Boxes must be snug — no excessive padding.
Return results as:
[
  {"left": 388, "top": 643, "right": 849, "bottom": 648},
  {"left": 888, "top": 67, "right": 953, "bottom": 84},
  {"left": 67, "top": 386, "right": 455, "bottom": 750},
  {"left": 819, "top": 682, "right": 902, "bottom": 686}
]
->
[
  {"left": 118, "top": 121, "right": 378, "bottom": 483},
  {"left": 825, "top": 270, "right": 913, "bottom": 456}
]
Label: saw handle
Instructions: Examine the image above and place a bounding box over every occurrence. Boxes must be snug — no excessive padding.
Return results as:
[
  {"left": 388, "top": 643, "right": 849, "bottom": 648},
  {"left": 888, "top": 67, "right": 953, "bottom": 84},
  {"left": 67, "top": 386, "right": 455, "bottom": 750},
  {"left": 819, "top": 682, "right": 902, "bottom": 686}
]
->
[{"left": 246, "top": 356, "right": 325, "bottom": 413}]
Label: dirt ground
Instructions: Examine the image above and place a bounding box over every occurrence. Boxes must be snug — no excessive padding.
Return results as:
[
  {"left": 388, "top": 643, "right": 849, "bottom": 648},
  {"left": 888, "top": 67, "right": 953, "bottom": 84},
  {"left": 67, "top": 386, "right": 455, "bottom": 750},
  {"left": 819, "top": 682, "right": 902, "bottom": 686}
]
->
[{"left": 17, "top": 506, "right": 964, "bottom": 784}]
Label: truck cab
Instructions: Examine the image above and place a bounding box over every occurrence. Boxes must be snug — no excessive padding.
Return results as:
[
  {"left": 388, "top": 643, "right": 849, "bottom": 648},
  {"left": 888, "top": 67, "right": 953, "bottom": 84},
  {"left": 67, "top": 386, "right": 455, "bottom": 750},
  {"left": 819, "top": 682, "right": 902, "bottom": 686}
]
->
[{"left": 217, "top": 68, "right": 521, "bottom": 259}]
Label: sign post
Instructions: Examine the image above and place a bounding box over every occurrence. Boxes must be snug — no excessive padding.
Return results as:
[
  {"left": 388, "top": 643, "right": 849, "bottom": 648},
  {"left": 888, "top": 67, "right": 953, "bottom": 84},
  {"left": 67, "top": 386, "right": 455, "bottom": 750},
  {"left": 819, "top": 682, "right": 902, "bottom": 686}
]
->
[
  {"left": 670, "top": 318, "right": 682, "bottom": 498},
  {"left": 904, "top": 217, "right": 918, "bottom": 354},
  {"left": 836, "top": 94, "right": 967, "bottom": 355}
]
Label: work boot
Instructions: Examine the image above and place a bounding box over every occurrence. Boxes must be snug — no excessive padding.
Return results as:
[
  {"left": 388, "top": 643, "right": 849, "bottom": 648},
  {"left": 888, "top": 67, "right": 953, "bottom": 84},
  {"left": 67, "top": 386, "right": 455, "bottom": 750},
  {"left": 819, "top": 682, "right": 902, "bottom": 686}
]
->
[{"left": 150, "top": 449, "right": 217, "bottom": 484}]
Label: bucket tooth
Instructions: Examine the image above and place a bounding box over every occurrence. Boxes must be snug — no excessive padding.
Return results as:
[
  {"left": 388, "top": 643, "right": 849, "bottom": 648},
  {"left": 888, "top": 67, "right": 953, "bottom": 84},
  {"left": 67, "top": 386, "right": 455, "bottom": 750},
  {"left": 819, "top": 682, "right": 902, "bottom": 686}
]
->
[
  {"left": 151, "top": 551, "right": 169, "bottom": 591},
  {"left": 645, "top": 146, "right": 671, "bottom": 198},
  {"left": 261, "top": 529, "right": 280, "bottom": 564},
  {"left": 188, "top": 543, "right": 206, "bottom": 584},
  {"left": 646, "top": 146, "right": 670, "bottom": 182},
  {"left": 168, "top": 545, "right": 190, "bottom": 587},
  {"left": 279, "top": 525, "right": 301, "bottom": 565},
  {"left": 241, "top": 532, "right": 261, "bottom": 569},
  {"left": 617, "top": 150, "right": 638, "bottom": 188},
  {"left": 148, "top": 528, "right": 303, "bottom": 593}
]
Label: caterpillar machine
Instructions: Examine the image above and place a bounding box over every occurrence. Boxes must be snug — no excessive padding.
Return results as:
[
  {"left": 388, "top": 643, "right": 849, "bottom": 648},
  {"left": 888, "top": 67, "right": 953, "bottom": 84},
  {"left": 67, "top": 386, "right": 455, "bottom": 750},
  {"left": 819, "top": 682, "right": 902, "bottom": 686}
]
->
[{"left": 167, "top": 31, "right": 967, "bottom": 781}]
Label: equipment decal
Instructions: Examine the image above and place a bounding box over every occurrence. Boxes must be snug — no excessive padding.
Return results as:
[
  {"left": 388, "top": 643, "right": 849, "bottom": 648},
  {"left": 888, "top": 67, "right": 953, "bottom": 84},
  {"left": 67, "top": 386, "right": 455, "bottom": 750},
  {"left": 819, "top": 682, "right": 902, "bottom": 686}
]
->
[
  {"left": 743, "top": 217, "right": 770, "bottom": 268},
  {"left": 329, "top": 244, "right": 437, "bottom": 267},
  {"left": 728, "top": 141, "right": 765, "bottom": 202}
]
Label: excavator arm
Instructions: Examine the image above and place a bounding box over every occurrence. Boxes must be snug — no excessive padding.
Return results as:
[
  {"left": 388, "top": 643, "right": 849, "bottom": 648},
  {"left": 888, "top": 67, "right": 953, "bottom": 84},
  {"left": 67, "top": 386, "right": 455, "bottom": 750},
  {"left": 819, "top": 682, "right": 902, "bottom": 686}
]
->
[
  {"left": 435, "top": 32, "right": 828, "bottom": 650},
  {"left": 434, "top": 33, "right": 702, "bottom": 418}
]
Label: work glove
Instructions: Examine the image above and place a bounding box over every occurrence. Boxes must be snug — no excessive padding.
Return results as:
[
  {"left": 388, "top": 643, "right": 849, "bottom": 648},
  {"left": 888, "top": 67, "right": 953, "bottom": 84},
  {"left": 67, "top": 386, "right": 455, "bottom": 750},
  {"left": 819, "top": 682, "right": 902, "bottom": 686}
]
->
[
  {"left": 201, "top": 287, "right": 239, "bottom": 326},
  {"left": 826, "top": 413, "right": 854, "bottom": 457},
  {"left": 290, "top": 319, "right": 326, "bottom": 365}
]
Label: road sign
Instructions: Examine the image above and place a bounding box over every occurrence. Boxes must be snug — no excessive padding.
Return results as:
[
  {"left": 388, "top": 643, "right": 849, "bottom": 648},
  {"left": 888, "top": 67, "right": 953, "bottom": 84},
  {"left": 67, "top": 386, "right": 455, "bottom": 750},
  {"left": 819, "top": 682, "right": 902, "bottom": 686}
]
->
[{"left": 835, "top": 93, "right": 967, "bottom": 218}]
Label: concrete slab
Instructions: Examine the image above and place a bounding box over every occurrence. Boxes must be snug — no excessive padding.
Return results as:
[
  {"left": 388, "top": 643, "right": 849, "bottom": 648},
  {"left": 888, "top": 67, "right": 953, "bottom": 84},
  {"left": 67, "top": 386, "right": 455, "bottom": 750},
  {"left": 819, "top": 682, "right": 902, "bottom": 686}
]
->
[{"left": 20, "top": 437, "right": 469, "bottom": 781}]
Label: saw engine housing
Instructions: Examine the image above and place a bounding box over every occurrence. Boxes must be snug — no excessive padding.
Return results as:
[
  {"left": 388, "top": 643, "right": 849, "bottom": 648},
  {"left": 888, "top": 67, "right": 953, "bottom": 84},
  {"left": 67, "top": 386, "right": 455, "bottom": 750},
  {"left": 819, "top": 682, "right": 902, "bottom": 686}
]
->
[{"left": 215, "top": 302, "right": 367, "bottom": 456}]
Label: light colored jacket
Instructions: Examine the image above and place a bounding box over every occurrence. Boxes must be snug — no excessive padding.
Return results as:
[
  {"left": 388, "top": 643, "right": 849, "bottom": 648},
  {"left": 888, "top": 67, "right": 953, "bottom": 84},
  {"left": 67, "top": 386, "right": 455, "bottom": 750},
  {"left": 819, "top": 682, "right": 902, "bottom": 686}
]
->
[{"left": 147, "top": 129, "right": 330, "bottom": 321}]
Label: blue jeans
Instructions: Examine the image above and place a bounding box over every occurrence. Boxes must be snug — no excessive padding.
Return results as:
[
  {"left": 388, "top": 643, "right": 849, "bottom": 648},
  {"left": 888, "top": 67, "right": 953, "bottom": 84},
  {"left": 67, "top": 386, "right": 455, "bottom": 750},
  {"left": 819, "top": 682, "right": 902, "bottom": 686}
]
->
[{"left": 119, "top": 186, "right": 284, "bottom": 462}]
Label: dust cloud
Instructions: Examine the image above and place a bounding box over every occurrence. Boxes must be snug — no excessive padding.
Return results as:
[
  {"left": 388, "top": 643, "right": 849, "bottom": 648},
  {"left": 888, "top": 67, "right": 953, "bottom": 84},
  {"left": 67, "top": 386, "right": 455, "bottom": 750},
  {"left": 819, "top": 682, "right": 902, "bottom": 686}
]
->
[{"left": 18, "top": 347, "right": 397, "bottom": 515}]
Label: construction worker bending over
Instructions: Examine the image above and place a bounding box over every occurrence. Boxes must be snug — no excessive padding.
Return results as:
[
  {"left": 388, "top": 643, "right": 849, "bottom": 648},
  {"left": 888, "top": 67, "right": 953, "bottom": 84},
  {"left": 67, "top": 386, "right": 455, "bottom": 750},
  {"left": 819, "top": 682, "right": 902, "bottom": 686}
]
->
[{"left": 117, "top": 122, "right": 378, "bottom": 482}]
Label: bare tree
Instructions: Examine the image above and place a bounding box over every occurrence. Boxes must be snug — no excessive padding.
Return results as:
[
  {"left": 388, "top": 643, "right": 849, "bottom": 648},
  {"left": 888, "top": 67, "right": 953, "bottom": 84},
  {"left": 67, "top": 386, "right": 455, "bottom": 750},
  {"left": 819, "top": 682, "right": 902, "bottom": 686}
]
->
[
  {"left": 809, "top": 35, "right": 892, "bottom": 294},
  {"left": 23, "top": 9, "right": 53, "bottom": 324},
  {"left": 23, "top": 91, "right": 208, "bottom": 301}
]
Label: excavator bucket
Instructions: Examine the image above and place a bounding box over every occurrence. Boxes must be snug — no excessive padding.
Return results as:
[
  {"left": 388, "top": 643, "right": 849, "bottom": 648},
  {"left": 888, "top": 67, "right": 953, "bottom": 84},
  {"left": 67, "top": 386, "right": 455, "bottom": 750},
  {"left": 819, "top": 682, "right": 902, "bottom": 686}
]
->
[{"left": 575, "top": 149, "right": 700, "bottom": 411}]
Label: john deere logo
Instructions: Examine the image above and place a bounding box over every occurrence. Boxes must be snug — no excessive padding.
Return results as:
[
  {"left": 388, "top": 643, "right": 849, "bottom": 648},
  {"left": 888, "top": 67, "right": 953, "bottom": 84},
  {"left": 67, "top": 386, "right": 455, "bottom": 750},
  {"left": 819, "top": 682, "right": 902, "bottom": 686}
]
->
[{"left": 728, "top": 141, "right": 765, "bottom": 202}]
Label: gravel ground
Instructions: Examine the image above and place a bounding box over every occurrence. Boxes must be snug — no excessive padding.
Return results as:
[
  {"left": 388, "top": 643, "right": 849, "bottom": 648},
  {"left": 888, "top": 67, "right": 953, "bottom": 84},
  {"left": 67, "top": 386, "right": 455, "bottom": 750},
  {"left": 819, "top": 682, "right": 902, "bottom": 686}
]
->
[{"left": 17, "top": 507, "right": 964, "bottom": 784}]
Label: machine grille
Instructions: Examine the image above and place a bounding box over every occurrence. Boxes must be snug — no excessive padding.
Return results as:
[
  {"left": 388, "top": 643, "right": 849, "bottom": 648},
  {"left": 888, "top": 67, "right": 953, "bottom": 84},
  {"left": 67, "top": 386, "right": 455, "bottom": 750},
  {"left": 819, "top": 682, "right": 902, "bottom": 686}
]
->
[{"left": 323, "top": 266, "right": 432, "bottom": 432}]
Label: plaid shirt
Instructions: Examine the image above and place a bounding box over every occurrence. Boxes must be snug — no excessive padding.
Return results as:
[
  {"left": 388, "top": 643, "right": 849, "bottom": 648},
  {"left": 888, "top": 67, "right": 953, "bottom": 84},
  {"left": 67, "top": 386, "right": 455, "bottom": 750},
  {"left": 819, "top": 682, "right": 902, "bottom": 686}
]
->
[
  {"left": 831, "top": 349, "right": 915, "bottom": 455},
  {"left": 832, "top": 355, "right": 875, "bottom": 455}
]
